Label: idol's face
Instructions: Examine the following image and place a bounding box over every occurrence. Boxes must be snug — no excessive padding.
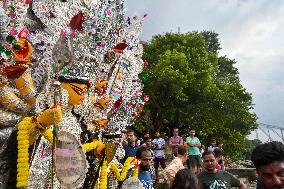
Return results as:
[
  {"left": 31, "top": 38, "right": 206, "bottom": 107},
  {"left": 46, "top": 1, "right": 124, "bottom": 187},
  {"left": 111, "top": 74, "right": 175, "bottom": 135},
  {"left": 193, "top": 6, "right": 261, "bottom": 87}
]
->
[{"left": 61, "top": 82, "right": 87, "bottom": 105}]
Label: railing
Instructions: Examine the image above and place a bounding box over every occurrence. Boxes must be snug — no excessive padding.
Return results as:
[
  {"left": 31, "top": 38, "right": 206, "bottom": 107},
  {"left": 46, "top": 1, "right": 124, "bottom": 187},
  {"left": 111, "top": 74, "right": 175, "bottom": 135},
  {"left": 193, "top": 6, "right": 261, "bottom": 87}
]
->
[{"left": 253, "top": 123, "right": 284, "bottom": 142}]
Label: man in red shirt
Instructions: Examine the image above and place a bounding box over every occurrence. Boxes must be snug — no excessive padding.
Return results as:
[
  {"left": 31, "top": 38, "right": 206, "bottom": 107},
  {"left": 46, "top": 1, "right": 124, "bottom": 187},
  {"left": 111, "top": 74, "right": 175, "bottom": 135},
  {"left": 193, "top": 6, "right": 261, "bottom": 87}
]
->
[{"left": 169, "top": 128, "right": 183, "bottom": 157}]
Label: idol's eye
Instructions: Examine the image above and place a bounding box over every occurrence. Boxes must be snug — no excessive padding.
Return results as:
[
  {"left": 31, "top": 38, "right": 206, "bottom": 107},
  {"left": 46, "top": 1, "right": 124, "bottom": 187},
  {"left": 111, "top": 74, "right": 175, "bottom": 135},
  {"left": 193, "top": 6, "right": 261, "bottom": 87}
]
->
[{"left": 70, "top": 84, "right": 87, "bottom": 96}]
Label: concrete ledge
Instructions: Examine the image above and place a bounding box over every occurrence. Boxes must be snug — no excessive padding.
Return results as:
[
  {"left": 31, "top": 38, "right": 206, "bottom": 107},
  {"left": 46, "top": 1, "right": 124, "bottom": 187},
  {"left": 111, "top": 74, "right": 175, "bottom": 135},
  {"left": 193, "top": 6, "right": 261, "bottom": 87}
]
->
[{"left": 226, "top": 168, "right": 257, "bottom": 181}]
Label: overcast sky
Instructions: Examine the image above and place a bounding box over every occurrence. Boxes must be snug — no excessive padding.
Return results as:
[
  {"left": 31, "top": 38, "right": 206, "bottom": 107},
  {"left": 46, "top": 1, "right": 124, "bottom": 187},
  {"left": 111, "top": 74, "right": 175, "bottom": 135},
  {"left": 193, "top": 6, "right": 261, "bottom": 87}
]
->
[{"left": 125, "top": 0, "right": 284, "bottom": 141}]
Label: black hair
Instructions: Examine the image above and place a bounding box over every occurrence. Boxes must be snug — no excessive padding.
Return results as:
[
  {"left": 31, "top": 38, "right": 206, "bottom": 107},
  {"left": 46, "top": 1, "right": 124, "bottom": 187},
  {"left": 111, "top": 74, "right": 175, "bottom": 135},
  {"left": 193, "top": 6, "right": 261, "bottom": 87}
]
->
[
  {"left": 127, "top": 129, "right": 137, "bottom": 137},
  {"left": 136, "top": 147, "right": 151, "bottom": 159},
  {"left": 144, "top": 137, "right": 152, "bottom": 141},
  {"left": 202, "top": 151, "right": 214, "bottom": 158},
  {"left": 251, "top": 141, "right": 284, "bottom": 169},
  {"left": 216, "top": 141, "right": 221, "bottom": 146},
  {"left": 171, "top": 168, "right": 198, "bottom": 189},
  {"left": 177, "top": 146, "right": 187, "bottom": 156},
  {"left": 213, "top": 148, "right": 223, "bottom": 158},
  {"left": 189, "top": 128, "right": 195, "bottom": 132},
  {"left": 58, "top": 75, "right": 90, "bottom": 88}
]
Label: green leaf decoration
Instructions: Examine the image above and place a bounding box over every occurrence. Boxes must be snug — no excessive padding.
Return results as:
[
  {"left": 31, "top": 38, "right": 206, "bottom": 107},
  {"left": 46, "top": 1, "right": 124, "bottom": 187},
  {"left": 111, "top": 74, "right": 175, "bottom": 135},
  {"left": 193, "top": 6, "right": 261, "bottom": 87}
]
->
[
  {"left": 0, "top": 45, "right": 4, "bottom": 52},
  {"left": 7, "top": 5, "right": 14, "bottom": 12},
  {"left": 142, "top": 72, "right": 149, "bottom": 83},
  {"left": 62, "top": 69, "right": 68, "bottom": 75},
  {"left": 51, "top": 63, "right": 56, "bottom": 71},
  {"left": 13, "top": 44, "right": 21, "bottom": 51},
  {"left": 5, "top": 35, "right": 15, "bottom": 44},
  {"left": 60, "top": 56, "right": 65, "bottom": 69},
  {"left": 5, "top": 50, "right": 12, "bottom": 56}
]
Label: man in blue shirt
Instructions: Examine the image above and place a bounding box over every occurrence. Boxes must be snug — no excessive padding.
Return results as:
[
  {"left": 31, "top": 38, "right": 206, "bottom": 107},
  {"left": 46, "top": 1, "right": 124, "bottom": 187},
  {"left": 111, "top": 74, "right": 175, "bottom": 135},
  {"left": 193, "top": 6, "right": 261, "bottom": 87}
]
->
[
  {"left": 136, "top": 147, "right": 154, "bottom": 189},
  {"left": 186, "top": 128, "right": 202, "bottom": 174},
  {"left": 123, "top": 130, "right": 140, "bottom": 163}
]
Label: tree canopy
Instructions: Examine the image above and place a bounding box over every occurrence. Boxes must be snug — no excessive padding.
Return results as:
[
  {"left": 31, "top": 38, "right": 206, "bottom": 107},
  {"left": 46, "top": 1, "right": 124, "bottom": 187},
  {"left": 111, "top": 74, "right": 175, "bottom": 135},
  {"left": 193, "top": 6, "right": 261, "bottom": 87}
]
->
[{"left": 136, "top": 31, "right": 258, "bottom": 160}]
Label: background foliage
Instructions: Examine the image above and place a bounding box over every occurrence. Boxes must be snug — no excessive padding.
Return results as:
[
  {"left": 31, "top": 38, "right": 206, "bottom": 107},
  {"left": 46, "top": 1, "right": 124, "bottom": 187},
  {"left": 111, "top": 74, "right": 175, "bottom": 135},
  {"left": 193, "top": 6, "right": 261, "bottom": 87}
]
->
[{"left": 135, "top": 31, "right": 258, "bottom": 160}]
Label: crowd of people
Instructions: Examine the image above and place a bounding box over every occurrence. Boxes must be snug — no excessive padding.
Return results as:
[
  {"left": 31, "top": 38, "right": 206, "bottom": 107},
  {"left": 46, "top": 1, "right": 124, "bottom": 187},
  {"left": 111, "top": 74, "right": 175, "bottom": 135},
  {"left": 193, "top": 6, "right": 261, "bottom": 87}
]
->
[{"left": 121, "top": 128, "right": 284, "bottom": 189}]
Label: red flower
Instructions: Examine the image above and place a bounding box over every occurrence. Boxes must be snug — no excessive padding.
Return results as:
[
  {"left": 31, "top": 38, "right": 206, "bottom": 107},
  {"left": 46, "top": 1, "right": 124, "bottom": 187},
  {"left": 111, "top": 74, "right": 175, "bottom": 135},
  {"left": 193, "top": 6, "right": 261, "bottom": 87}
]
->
[{"left": 143, "top": 95, "right": 150, "bottom": 102}]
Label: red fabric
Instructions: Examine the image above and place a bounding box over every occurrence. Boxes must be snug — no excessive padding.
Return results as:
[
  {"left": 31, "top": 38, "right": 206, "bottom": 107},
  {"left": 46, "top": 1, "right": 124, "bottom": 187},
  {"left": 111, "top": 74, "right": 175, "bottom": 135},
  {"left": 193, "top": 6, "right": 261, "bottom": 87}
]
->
[{"left": 216, "top": 163, "right": 222, "bottom": 171}]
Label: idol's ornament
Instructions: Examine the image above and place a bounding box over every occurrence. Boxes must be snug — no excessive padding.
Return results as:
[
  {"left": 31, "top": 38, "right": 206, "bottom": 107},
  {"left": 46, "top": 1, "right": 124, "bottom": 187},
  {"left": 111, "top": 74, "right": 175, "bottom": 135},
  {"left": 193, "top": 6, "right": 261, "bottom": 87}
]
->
[{"left": 0, "top": 0, "right": 147, "bottom": 188}]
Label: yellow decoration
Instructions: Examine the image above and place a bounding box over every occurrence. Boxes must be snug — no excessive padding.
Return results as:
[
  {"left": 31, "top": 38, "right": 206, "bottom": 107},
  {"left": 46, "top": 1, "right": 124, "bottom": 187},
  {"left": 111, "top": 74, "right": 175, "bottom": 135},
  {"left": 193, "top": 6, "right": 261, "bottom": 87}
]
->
[
  {"left": 42, "top": 129, "right": 53, "bottom": 143},
  {"left": 61, "top": 83, "right": 87, "bottom": 105},
  {"left": 0, "top": 85, "right": 27, "bottom": 113},
  {"left": 95, "top": 79, "right": 108, "bottom": 95},
  {"left": 0, "top": 92, "right": 19, "bottom": 110},
  {"left": 82, "top": 140, "right": 105, "bottom": 156},
  {"left": 15, "top": 70, "right": 36, "bottom": 105},
  {"left": 17, "top": 117, "right": 34, "bottom": 188},
  {"left": 99, "top": 160, "right": 108, "bottom": 189},
  {"left": 96, "top": 97, "right": 111, "bottom": 109},
  {"left": 92, "top": 118, "right": 109, "bottom": 130},
  {"left": 110, "top": 157, "right": 135, "bottom": 181},
  {"left": 37, "top": 105, "right": 62, "bottom": 128},
  {"left": 132, "top": 159, "right": 139, "bottom": 179},
  {"left": 28, "top": 122, "right": 41, "bottom": 144},
  {"left": 13, "top": 38, "right": 32, "bottom": 65},
  {"left": 105, "top": 143, "right": 117, "bottom": 163}
]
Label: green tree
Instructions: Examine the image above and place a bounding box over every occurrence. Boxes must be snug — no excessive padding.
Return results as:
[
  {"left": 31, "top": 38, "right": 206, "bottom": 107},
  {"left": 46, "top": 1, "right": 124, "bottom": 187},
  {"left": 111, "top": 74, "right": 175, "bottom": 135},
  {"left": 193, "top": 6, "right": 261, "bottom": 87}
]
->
[
  {"left": 139, "top": 32, "right": 257, "bottom": 160},
  {"left": 242, "top": 139, "right": 262, "bottom": 160}
]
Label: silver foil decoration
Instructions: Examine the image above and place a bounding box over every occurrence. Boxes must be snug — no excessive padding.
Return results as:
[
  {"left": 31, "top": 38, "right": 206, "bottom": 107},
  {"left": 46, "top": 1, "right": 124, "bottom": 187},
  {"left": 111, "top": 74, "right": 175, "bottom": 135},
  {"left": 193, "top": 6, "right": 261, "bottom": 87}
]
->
[{"left": 0, "top": 109, "right": 21, "bottom": 127}]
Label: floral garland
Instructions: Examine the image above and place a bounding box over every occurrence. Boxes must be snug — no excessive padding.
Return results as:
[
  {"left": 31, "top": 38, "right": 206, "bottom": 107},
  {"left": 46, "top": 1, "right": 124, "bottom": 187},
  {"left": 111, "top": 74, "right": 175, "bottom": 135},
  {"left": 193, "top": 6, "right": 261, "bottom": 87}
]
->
[
  {"left": 110, "top": 157, "right": 136, "bottom": 181},
  {"left": 132, "top": 159, "right": 139, "bottom": 180},
  {"left": 17, "top": 117, "right": 35, "bottom": 188},
  {"left": 82, "top": 140, "right": 101, "bottom": 152},
  {"left": 99, "top": 160, "right": 108, "bottom": 189},
  {"left": 41, "top": 128, "right": 53, "bottom": 143},
  {"left": 82, "top": 140, "right": 105, "bottom": 156}
]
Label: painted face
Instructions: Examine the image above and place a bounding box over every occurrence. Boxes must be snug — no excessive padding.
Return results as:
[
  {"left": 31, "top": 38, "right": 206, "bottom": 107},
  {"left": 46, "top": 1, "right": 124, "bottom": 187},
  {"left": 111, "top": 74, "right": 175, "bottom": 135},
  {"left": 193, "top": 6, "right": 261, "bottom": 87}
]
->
[
  {"left": 61, "top": 82, "right": 88, "bottom": 105},
  {"left": 258, "top": 161, "right": 284, "bottom": 189}
]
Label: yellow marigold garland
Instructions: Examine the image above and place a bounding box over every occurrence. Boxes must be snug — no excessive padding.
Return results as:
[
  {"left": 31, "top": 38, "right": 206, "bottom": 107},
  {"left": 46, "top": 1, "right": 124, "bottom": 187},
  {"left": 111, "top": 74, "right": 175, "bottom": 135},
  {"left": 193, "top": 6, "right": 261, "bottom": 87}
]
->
[
  {"left": 41, "top": 128, "right": 53, "bottom": 143},
  {"left": 110, "top": 157, "right": 135, "bottom": 181},
  {"left": 82, "top": 140, "right": 105, "bottom": 156},
  {"left": 98, "top": 160, "right": 108, "bottom": 189},
  {"left": 82, "top": 140, "right": 100, "bottom": 152},
  {"left": 17, "top": 117, "right": 35, "bottom": 188}
]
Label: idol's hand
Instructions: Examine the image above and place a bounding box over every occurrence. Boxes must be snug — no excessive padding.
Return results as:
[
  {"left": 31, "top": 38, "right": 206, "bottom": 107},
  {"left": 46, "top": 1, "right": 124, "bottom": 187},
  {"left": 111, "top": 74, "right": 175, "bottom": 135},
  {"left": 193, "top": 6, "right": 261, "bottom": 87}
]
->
[{"left": 36, "top": 105, "right": 62, "bottom": 128}]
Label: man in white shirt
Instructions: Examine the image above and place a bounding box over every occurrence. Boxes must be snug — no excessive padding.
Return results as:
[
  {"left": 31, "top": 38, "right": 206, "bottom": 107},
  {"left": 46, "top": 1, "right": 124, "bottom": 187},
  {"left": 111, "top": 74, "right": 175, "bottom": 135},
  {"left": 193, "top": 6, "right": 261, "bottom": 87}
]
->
[
  {"left": 207, "top": 139, "right": 217, "bottom": 152},
  {"left": 152, "top": 131, "right": 166, "bottom": 182}
]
